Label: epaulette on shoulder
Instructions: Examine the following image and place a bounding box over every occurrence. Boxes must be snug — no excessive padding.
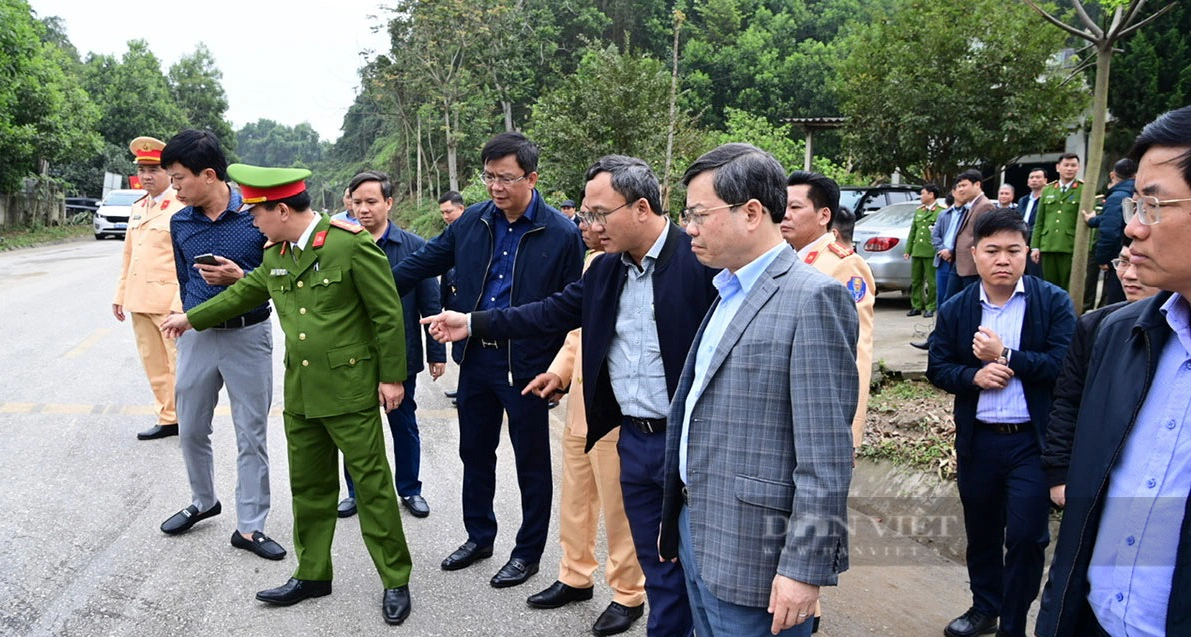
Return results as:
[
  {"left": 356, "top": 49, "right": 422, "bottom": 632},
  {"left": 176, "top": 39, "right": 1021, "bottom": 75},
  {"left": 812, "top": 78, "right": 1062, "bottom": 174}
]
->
[
  {"left": 828, "top": 242, "right": 854, "bottom": 258},
  {"left": 329, "top": 218, "right": 364, "bottom": 234},
  {"left": 264, "top": 240, "right": 280, "bottom": 250},
  {"left": 1048, "top": 180, "right": 1059, "bottom": 186}
]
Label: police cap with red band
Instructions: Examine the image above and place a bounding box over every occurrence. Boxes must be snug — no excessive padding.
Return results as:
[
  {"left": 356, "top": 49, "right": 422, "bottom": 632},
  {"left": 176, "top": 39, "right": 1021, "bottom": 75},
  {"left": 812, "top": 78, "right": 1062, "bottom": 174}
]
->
[{"left": 227, "top": 163, "right": 313, "bottom": 205}]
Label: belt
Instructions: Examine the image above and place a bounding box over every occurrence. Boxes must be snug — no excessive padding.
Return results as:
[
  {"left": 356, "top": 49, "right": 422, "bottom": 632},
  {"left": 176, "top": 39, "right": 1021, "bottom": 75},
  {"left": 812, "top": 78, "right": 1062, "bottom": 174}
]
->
[
  {"left": 211, "top": 308, "right": 271, "bottom": 330},
  {"left": 475, "top": 338, "right": 505, "bottom": 350},
  {"left": 975, "top": 419, "right": 1031, "bottom": 435},
  {"left": 622, "top": 416, "right": 666, "bottom": 434}
]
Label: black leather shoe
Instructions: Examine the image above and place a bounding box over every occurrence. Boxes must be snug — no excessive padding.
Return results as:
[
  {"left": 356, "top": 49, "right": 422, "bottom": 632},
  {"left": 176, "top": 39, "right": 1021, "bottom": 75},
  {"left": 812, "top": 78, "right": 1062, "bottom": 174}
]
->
[
  {"left": 441, "top": 541, "right": 494, "bottom": 571},
  {"left": 137, "top": 424, "right": 178, "bottom": 440},
  {"left": 337, "top": 497, "right": 357, "bottom": 518},
  {"left": 592, "top": 601, "right": 645, "bottom": 636},
  {"left": 231, "top": 531, "right": 287, "bottom": 560},
  {"left": 256, "top": 578, "right": 332, "bottom": 606},
  {"left": 907, "top": 308, "right": 922, "bottom": 316},
  {"left": 944, "top": 607, "right": 998, "bottom": 637},
  {"left": 910, "top": 339, "right": 930, "bottom": 350},
  {"left": 923, "top": 310, "right": 935, "bottom": 318},
  {"left": 382, "top": 586, "right": 412, "bottom": 625},
  {"left": 444, "top": 390, "right": 458, "bottom": 398},
  {"left": 527, "top": 580, "right": 594, "bottom": 609},
  {"left": 160, "top": 501, "right": 221, "bottom": 535},
  {"left": 401, "top": 495, "right": 430, "bottom": 518},
  {"left": 491, "top": 558, "right": 539, "bottom": 588}
]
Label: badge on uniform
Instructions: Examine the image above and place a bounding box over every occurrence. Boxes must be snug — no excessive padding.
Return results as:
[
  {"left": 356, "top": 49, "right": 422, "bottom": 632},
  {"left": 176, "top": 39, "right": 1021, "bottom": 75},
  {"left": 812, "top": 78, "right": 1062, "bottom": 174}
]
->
[
  {"left": 270, "top": 268, "right": 288, "bottom": 277},
  {"left": 847, "top": 276, "right": 868, "bottom": 303}
]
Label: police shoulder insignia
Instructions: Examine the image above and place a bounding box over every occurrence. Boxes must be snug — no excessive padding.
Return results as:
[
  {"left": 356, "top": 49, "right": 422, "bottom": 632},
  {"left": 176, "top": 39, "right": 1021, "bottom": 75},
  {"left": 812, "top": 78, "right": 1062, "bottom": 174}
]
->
[
  {"left": 847, "top": 276, "right": 868, "bottom": 303},
  {"left": 312, "top": 230, "right": 327, "bottom": 248},
  {"left": 804, "top": 250, "right": 820, "bottom": 264},
  {"left": 828, "top": 242, "right": 854, "bottom": 258},
  {"left": 161, "top": 200, "right": 171, "bottom": 210},
  {"left": 329, "top": 218, "right": 364, "bottom": 233}
]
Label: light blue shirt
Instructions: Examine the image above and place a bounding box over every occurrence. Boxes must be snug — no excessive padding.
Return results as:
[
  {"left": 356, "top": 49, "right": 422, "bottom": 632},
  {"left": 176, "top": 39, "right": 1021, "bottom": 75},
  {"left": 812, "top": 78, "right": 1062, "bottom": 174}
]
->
[
  {"left": 679, "top": 241, "right": 787, "bottom": 482},
  {"left": 974, "top": 279, "right": 1031, "bottom": 424},
  {"left": 1088, "top": 294, "right": 1191, "bottom": 637},
  {"left": 943, "top": 205, "right": 966, "bottom": 251},
  {"left": 608, "top": 226, "right": 669, "bottom": 419}
]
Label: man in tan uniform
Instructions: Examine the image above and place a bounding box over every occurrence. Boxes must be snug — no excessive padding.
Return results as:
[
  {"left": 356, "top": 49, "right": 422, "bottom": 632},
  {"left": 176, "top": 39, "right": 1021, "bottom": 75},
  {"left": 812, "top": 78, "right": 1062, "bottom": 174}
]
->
[
  {"left": 781, "top": 170, "right": 875, "bottom": 452},
  {"left": 112, "top": 136, "right": 183, "bottom": 440},
  {"left": 521, "top": 212, "right": 646, "bottom": 636}
]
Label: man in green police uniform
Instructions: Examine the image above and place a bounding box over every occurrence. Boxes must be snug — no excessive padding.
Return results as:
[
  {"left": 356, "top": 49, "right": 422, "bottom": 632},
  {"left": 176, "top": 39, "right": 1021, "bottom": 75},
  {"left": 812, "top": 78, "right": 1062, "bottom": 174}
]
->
[
  {"left": 160, "top": 164, "right": 414, "bottom": 625},
  {"left": 904, "top": 184, "right": 945, "bottom": 317},
  {"left": 1030, "top": 153, "right": 1084, "bottom": 290}
]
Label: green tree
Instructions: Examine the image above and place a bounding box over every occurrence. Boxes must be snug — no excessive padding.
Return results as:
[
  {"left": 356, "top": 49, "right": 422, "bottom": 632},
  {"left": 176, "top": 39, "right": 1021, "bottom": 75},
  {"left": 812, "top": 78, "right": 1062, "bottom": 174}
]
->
[
  {"left": 169, "top": 43, "right": 237, "bottom": 158},
  {"left": 0, "top": 0, "right": 101, "bottom": 191},
  {"left": 83, "top": 40, "right": 187, "bottom": 147},
  {"left": 714, "top": 108, "right": 852, "bottom": 182},
  {"left": 526, "top": 43, "right": 705, "bottom": 205},
  {"left": 838, "top": 0, "right": 1085, "bottom": 185}
]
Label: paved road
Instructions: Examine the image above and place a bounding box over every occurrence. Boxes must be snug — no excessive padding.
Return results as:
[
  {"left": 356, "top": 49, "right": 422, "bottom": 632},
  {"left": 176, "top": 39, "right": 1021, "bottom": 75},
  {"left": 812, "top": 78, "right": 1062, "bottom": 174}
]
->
[{"left": 0, "top": 239, "right": 978, "bottom": 637}]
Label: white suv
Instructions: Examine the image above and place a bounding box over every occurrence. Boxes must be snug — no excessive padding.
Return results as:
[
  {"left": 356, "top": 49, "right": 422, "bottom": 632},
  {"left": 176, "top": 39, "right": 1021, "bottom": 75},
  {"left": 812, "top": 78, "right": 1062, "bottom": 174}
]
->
[{"left": 93, "top": 189, "right": 145, "bottom": 240}]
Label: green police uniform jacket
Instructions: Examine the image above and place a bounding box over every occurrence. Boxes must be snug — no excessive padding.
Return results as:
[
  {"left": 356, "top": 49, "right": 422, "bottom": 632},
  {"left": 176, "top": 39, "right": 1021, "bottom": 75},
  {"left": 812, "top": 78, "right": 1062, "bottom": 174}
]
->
[
  {"left": 1030, "top": 179, "right": 1084, "bottom": 254},
  {"left": 906, "top": 202, "right": 944, "bottom": 258},
  {"left": 187, "top": 214, "right": 407, "bottom": 419}
]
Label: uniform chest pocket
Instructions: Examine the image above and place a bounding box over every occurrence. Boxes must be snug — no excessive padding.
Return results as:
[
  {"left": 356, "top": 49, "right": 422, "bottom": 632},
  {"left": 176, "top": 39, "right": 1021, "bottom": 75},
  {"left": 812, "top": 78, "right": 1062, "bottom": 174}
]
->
[
  {"left": 270, "top": 279, "right": 293, "bottom": 315},
  {"left": 311, "top": 267, "right": 347, "bottom": 311}
]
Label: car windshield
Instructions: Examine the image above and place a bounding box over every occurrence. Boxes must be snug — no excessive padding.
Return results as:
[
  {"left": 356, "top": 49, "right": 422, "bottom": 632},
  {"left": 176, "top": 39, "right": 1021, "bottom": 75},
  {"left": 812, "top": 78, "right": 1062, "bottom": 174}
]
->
[
  {"left": 839, "top": 190, "right": 864, "bottom": 213},
  {"left": 103, "top": 192, "right": 144, "bottom": 206},
  {"left": 855, "top": 203, "right": 918, "bottom": 227}
]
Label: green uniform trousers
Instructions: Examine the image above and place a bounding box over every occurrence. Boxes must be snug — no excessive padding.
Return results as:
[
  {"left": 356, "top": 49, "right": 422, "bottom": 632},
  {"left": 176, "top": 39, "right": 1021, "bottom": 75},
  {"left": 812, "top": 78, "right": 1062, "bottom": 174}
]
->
[
  {"left": 910, "top": 257, "right": 937, "bottom": 311},
  {"left": 285, "top": 407, "right": 412, "bottom": 588},
  {"left": 1041, "top": 252, "right": 1073, "bottom": 292}
]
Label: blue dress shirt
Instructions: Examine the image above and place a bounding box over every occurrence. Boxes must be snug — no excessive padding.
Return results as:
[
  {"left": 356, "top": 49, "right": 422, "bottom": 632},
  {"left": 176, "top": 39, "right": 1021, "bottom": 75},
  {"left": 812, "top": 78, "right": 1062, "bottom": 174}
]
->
[
  {"left": 479, "top": 201, "right": 538, "bottom": 311},
  {"left": 170, "top": 187, "right": 268, "bottom": 314}
]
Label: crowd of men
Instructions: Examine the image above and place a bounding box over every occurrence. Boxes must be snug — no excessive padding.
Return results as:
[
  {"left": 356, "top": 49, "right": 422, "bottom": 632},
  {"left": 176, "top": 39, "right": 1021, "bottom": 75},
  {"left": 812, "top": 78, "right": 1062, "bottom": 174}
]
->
[{"left": 107, "top": 103, "right": 1191, "bottom": 636}]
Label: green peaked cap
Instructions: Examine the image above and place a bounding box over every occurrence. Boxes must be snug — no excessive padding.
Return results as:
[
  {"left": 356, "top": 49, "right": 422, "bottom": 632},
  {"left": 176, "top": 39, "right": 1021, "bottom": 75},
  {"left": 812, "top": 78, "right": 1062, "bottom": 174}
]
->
[{"left": 228, "top": 163, "right": 313, "bottom": 204}]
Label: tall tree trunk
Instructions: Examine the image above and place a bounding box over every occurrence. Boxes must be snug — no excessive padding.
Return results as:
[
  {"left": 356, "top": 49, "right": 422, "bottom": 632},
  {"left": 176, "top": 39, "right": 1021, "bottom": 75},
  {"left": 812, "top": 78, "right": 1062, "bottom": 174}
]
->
[
  {"left": 416, "top": 114, "right": 424, "bottom": 209},
  {"left": 1066, "top": 45, "right": 1111, "bottom": 314},
  {"left": 444, "top": 98, "right": 459, "bottom": 192},
  {"left": 661, "top": 11, "right": 684, "bottom": 211}
]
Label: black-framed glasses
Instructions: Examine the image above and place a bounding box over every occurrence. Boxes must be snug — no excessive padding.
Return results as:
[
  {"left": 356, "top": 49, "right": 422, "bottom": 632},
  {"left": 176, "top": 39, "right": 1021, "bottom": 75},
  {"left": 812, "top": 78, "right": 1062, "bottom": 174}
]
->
[
  {"left": 576, "top": 201, "right": 631, "bottom": 226},
  {"left": 479, "top": 172, "right": 528, "bottom": 186},
  {"left": 679, "top": 202, "right": 746, "bottom": 227},
  {"left": 1122, "top": 195, "right": 1191, "bottom": 226}
]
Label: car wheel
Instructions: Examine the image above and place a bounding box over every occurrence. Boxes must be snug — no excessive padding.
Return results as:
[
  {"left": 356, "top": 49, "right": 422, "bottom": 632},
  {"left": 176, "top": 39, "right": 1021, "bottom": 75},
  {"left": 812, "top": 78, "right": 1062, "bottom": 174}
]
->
[{"left": 94, "top": 233, "right": 104, "bottom": 240}]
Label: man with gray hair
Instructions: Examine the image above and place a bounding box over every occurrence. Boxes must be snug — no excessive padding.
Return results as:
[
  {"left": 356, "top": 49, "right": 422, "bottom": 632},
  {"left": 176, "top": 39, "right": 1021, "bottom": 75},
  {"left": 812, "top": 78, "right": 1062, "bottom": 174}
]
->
[
  {"left": 659, "top": 143, "right": 856, "bottom": 636},
  {"left": 423, "top": 154, "right": 719, "bottom": 636}
]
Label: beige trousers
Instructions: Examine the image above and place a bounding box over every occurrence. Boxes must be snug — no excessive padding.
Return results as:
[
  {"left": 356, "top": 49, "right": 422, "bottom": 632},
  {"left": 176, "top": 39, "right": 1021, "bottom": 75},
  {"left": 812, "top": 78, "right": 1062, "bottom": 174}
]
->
[{"left": 131, "top": 312, "right": 177, "bottom": 424}]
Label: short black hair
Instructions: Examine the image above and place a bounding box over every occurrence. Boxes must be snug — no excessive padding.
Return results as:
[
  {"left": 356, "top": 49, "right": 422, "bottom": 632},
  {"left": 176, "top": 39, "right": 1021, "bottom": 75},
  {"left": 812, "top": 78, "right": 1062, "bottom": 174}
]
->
[
  {"left": 681, "top": 143, "right": 786, "bottom": 223},
  {"left": 481, "top": 132, "right": 539, "bottom": 175},
  {"left": 1129, "top": 106, "right": 1191, "bottom": 189},
  {"left": 161, "top": 129, "right": 228, "bottom": 181},
  {"left": 945, "top": 193, "right": 955, "bottom": 206},
  {"left": 438, "top": 190, "right": 464, "bottom": 206},
  {"left": 1028, "top": 167, "right": 1048, "bottom": 179},
  {"left": 1058, "top": 152, "right": 1081, "bottom": 163},
  {"left": 585, "top": 155, "right": 664, "bottom": 216},
  {"left": 349, "top": 170, "right": 393, "bottom": 199},
  {"left": 259, "top": 191, "right": 312, "bottom": 213},
  {"left": 973, "top": 207, "right": 1029, "bottom": 244},
  {"left": 956, "top": 169, "right": 983, "bottom": 186},
  {"left": 1113, "top": 157, "right": 1138, "bottom": 180},
  {"left": 833, "top": 206, "right": 856, "bottom": 244},
  {"left": 922, "top": 183, "right": 944, "bottom": 198},
  {"left": 787, "top": 170, "right": 841, "bottom": 230}
]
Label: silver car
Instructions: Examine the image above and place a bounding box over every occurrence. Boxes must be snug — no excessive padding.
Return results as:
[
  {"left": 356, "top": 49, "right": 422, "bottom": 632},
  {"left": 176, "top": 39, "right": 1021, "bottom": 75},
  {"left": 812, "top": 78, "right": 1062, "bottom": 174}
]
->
[
  {"left": 93, "top": 189, "right": 145, "bottom": 240},
  {"left": 852, "top": 200, "right": 922, "bottom": 294}
]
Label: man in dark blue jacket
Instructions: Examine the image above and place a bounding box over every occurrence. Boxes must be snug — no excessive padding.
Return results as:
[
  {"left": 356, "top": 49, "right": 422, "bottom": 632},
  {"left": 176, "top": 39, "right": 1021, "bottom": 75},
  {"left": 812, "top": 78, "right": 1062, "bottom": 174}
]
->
[
  {"left": 1037, "top": 105, "right": 1191, "bottom": 637},
  {"left": 424, "top": 155, "right": 719, "bottom": 637},
  {"left": 334, "top": 171, "right": 445, "bottom": 520},
  {"left": 391, "top": 133, "right": 584, "bottom": 590},
  {"left": 1082, "top": 158, "right": 1135, "bottom": 308},
  {"left": 928, "top": 208, "right": 1075, "bottom": 637}
]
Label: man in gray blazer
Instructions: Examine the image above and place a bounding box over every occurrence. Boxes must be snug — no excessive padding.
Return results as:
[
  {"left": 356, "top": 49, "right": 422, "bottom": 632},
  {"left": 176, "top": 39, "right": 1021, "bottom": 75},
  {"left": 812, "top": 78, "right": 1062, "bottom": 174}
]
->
[{"left": 659, "top": 143, "right": 857, "bottom": 636}]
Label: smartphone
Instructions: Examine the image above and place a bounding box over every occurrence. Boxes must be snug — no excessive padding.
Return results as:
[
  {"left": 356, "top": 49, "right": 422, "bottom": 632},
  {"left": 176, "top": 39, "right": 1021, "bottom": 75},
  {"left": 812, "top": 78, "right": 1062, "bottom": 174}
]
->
[{"left": 193, "top": 253, "right": 220, "bottom": 266}]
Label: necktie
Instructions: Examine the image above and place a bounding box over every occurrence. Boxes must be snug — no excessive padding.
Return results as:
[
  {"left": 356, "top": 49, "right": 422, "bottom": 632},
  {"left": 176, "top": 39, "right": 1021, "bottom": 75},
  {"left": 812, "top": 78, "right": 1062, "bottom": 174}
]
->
[{"left": 291, "top": 244, "right": 302, "bottom": 264}]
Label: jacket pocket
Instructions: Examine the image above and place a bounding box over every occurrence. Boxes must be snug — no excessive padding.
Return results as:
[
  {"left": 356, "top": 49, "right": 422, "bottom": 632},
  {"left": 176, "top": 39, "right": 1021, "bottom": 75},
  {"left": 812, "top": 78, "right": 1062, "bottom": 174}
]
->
[
  {"left": 312, "top": 267, "right": 346, "bottom": 311},
  {"left": 734, "top": 474, "right": 794, "bottom": 514},
  {"left": 327, "top": 343, "right": 374, "bottom": 401}
]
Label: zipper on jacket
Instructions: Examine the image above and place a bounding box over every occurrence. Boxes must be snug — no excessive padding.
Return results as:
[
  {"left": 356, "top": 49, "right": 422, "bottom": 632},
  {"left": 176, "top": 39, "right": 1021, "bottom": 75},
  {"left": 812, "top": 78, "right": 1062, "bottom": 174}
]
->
[
  {"left": 460, "top": 216, "right": 497, "bottom": 367},
  {"left": 506, "top": 224, "right": 546, "bottom": 385},
  {"left": 1053, "top": 329, "right": 1155, "bottom": 626}
]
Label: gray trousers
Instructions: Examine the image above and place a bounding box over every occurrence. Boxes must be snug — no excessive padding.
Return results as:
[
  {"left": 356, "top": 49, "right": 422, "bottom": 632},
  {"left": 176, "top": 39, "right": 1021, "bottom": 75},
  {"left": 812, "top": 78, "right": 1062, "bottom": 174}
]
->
[{"left": 175, "top": 321, "right": 273, "bottom": 533}]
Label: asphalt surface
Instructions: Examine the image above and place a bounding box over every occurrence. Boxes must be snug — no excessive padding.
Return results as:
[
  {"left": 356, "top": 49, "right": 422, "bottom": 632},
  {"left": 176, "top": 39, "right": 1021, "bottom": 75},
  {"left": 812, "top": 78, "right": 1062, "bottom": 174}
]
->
[{"left": 0, "top": 239, "right": 982, "bottom": 637}]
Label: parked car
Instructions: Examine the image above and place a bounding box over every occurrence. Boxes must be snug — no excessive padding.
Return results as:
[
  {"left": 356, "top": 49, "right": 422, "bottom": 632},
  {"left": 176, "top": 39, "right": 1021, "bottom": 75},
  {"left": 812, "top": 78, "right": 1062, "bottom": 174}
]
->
[
  {"left": 93, "top": 189, "right": 145, "bottom": 240},
  {"left": 852, "top": 200, "right": 922, "bottom": 294},
  {"left": 65, "top": 196, "right": 100, "bottom": 216},
  {"left": 839, "top": 185, "right": 921, "bottom": 219}
]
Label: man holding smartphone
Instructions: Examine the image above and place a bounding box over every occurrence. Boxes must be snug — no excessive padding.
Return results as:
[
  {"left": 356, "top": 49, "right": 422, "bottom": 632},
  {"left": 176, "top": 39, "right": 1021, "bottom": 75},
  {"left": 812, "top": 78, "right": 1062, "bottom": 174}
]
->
[{"left": 158, "top": 129, "right": 285, "bottom": 562}]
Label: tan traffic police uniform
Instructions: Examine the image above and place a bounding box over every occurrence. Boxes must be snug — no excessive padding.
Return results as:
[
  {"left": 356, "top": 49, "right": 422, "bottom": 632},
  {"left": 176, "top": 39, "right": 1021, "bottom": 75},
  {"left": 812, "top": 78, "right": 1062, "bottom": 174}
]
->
[
  {"left": 802, "top": 233, "right": 875, "bottom": 448},
  {"left": 113, "top": 136, "right": 183, "bottom": 426}
]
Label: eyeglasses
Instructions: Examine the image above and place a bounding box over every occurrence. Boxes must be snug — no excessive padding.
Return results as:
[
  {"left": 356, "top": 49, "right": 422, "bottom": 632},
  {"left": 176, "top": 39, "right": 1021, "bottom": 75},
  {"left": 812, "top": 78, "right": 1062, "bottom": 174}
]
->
[
  {"left": 479, "top": 172, "right": 528, "bottom": 187},
  {"left": 1110, "top": 258, "right": 1129, "bottom": 271},
  {"left": 576, "top": 201, "right": 631, "bottom": 227},
  {"left": 679, "top": 202, "right": 746, "bottom": 227},
  {"left": 1122, "top": 195, "right": 1191, "bottom": 226}
]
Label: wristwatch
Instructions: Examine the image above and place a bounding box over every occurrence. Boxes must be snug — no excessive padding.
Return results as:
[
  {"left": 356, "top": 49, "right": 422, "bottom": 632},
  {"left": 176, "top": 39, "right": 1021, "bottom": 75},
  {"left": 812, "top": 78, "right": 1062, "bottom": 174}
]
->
[{"left": 995, "top": 347, "right": 1010, "bottom": 366}]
